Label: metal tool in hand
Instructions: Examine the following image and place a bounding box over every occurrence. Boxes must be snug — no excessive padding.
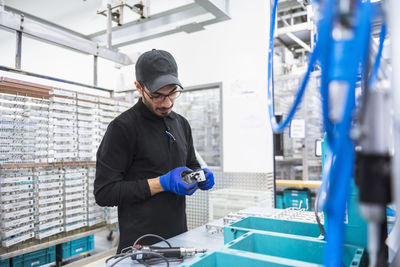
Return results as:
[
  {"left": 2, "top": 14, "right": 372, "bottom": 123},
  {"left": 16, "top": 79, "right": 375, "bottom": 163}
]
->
[{"left": 180, "top": 170, "right": 206, "bottom": 185}]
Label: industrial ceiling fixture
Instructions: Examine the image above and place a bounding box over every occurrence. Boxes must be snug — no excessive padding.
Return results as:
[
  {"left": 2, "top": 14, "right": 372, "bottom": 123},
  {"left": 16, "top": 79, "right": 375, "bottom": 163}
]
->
[
  {"left": 96, "top": 0, "right": 150, "bottom": 48},
  {"left": 97, "top": 0, "right": 148, "bottom": 26}
]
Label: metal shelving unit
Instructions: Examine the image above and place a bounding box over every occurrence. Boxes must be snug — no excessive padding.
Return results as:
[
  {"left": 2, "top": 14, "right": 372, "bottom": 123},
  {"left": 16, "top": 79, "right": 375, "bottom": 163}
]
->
[
  {"left": 274, "top": 72, "right": 323, "bottom": 182},
  {"left": 274, "top": 0, "right": 315, "bottom": 57},
  {"left": 173, "top": 83, "right": 223, "bottom": 169},
  {"left": 272, "top": 1, "right": 322, "bottom": 186},
  {"left": 0, "top": 77, "right": 130, "bottom": 260}
]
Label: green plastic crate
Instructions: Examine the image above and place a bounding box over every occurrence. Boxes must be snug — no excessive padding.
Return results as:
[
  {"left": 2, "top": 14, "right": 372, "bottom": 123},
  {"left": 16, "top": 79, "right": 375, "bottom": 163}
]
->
[
  {"left": 276, "top": 194, "right": 284, "bottom": 209},
  {"left": 226, "top": 232, "right": 367, "bottom": 266},
  {"left": 0, "top": 258, "right": 9, "bottom": 267},
  {"left": 184, "top": 232, "right": 367, "bottom": 267},
  {"left": 56, "top": 235, "right": 94, "bottom": 260},
  {"left": 11, "top": 246, "right": 55, "bottom": 267},
  {"left": 283, "top": 188, "right": 311, "bottom": 210},
  {"left": 225, "top": 216, "right": 321, "bottom": 243},
  {"left": 182, "top": 250, "right": 321, "bottom": 267}
]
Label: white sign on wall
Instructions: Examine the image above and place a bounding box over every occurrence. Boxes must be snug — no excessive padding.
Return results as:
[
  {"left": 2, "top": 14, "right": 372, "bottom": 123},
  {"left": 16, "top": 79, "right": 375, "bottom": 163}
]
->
[{"left": 289, "top": 119, "right": 305, "bottom": 139}]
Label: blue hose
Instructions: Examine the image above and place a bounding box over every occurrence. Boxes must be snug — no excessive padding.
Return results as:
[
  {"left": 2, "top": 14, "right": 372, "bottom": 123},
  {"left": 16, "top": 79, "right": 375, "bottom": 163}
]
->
[
  {"left": 267, "top": 0, "right": 319, "bottom": 133},
  {"left": 368, "top": 22, "right": 386, "bottom": 90},
  {"left": 321, "top": 1, "right": 374, "bottom": 266}
]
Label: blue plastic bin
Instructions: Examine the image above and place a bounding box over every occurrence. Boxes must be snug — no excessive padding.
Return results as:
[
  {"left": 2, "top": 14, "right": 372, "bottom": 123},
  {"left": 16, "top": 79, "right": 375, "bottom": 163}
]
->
[
  {"left": 226, "top": 232, "right": 367, "bottom": 266},
  {"left": 56, "top": 235, "right": 94, "bottom": 260},
  {"left": 182, "top": 250, "right": 318, "bottom": 267},
  {"left": 0, "top": 258, "right": 9, "bottom": 267},
  {"left": 225, "top": 216, "right": 321, "bottom": 243},
  {"left": 283, "top": 188, "right": 311, "bottom": 210},
  {"left": 11, "top": 246, "right": 55, "bottom": 267},
  {"left": 275, "top": 194, "right": 284, "bottom": 209},
  {"left": 184, "top": 232, "right": 366, "bottom": 267}
]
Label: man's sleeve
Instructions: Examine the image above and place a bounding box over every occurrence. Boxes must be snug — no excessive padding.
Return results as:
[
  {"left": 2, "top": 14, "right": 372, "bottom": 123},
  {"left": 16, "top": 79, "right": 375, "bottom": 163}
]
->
[
  {"left": 94, "top": 120, "right": 151, "bottom": 206},
  {"left": 185, "top": 121, "right": 201, "bottom": 170}
]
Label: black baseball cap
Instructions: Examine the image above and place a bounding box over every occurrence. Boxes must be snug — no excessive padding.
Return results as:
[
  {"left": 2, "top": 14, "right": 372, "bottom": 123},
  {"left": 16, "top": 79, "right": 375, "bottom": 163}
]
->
[{"left": 135, "top": 49, "right": 183, "bottom": 93}]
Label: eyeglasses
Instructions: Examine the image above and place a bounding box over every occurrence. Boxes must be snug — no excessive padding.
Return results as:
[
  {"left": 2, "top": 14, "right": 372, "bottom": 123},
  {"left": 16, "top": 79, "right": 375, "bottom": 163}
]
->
[{"left": 143, "top": 88, "right": 182, "bottom": 104}]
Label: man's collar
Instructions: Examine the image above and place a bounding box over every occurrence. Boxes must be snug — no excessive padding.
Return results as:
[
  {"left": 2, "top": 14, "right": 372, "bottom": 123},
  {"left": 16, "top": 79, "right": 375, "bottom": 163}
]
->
[{"left": 134, "top": 98, "right": 176, "bottom": 120}]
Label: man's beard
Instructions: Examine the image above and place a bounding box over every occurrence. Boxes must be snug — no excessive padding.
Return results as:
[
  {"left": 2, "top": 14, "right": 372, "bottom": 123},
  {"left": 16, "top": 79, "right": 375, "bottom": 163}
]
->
[{"left": 142, "top": 97, "right": 173, "bottom": 117}]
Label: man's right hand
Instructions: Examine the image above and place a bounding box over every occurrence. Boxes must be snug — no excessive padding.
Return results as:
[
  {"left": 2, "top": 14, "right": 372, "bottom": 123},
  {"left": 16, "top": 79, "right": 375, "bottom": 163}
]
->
[{"left": 159, "top": 167, "right": 197, "bottom": 195}]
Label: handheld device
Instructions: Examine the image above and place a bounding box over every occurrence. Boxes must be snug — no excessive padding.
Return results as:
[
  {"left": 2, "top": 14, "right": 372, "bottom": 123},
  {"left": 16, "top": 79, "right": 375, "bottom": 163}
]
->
[{"left": 181, "top": 170, "right": 206, "bottom": 185}]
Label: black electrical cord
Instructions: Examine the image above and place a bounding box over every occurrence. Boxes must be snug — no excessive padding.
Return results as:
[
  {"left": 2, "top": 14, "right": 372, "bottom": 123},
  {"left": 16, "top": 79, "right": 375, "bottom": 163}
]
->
[
  {"left": 108, "top": 251, "right": 169, "bottom": 267},
  {"left": 106, "top": 234, "right": 181, "bottom": 267},
  {"left": 139, "top": 256, "right": 183, "bottom": 266},
  {"left": 133, "top": 234, "right": 172, "bottom": 248}
]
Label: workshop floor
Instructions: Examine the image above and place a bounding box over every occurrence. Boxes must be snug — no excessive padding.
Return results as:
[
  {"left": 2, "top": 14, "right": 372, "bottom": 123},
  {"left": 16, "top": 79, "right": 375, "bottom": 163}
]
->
[{"left": 93, "top": 229, "right": 118, "bottom": 253}]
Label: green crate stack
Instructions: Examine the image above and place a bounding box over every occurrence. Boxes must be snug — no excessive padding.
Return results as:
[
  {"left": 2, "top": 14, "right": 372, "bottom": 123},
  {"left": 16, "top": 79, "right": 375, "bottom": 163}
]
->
[
  {"left": 56, "top": 235, "right": 94, "bottom": 260},
  {"left": 0, "top": 258, "right": 10, "bottom": 267},
  {"left": 11, "top": 246, "right": 55, "bottom": 267}
]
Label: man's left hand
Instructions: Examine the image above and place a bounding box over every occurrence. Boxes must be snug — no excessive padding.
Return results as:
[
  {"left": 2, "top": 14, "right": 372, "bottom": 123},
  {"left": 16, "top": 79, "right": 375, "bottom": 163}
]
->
[{"left": 196, "top": 168, "right": 215, "bottom": 190}]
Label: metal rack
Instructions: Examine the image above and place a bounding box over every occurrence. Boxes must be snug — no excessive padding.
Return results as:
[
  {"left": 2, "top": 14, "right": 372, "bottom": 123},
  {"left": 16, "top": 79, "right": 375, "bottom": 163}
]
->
[
  {"left": 274, "top": 0, "right": 315, "bottom": 57},
  {"left": 273, "top": 72, "right": 323, "bottom": 181},
  {"left": 173, "top": 83, "right": 223, "bottom": 168},
  {"left": 272, "top": 1, "right": 322, "bottom": 183},
  {"left": 0, "top": 77, "right": 132, "bottom": 259}
]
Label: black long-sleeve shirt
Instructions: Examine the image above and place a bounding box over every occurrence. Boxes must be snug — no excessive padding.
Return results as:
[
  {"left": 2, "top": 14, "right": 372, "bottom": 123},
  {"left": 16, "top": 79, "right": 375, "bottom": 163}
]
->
[{"left": 94, "top": 98, "right": 200, "bottom": 252}]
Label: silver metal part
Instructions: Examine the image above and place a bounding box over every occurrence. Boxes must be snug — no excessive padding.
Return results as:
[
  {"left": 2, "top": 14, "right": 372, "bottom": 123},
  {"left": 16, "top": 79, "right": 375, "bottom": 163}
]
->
[
  {"left": 15, "top": 29, "right": 22, "bottom": 69},
  {"left": 195, "top": 248, "right": 207, "bottom": 254},
  {"left": 180, "top": 247, "right": 196, "bottom": 257},
  {"left": 358, "top": 89, "right": 392, "bottom": 155},
  {"left": 361, "top": 204, "right": 386, "bottom": 267},
  {"left": 180, "top": 247, "right": 207, "bottom": 257},
  {"left": 183, "top": 170, "right": 206, "bottom": 184},
  {"left": 107, "top": 4, "right": 112, "bottom": 48}
]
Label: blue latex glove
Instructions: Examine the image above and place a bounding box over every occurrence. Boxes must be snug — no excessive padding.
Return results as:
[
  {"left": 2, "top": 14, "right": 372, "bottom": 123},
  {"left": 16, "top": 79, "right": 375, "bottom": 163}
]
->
[
  {"left": 159, "top": 167, "right": 197, "bottom": 195},
  {"left": 196, "top": 168, "right": 215, "bottom": 190}
]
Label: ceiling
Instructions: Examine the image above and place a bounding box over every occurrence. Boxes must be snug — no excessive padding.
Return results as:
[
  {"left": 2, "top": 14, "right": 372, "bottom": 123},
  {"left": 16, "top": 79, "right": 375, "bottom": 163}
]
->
[
  {"left": 1, "top": 0, "right": 230, "bottom": 65},
  {"left": 3, "top": 0, "right": 194, "bottom": 36}
]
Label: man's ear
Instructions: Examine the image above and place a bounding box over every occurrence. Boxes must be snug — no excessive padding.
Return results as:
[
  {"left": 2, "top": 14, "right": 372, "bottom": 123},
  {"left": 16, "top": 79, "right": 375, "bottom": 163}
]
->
[{"left": 135, "top": 81, "right": 143, "bottom": 95}]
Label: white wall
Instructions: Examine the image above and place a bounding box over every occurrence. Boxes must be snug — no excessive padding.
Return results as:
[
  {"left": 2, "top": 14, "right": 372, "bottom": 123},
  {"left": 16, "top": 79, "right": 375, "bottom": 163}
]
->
[{"left": 120, "top": 1, "right": 273, "bottom": 173}]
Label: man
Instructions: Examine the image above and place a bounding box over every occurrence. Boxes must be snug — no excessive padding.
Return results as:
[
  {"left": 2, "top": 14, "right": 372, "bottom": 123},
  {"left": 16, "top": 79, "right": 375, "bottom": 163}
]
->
[{"left": 94, "top": 49, "right": 215, "bottom": 253}]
